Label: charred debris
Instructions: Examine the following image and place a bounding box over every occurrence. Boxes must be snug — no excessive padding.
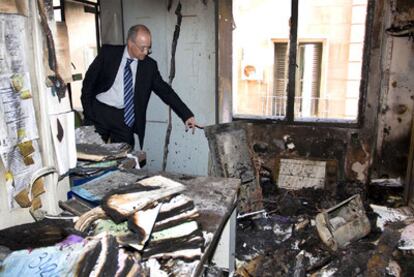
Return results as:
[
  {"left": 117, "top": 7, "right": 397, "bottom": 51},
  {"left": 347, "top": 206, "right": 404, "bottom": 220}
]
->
[
  {"left": 204, "top": 123, "right": 414, "bottom": 277},
  {"left": 233, "top": 154, "right": 414, "bottom": 277}
]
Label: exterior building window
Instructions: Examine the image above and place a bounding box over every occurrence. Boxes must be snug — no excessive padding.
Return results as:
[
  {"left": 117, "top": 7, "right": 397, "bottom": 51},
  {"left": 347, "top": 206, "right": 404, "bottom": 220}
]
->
[{"left": 233, "top": 0, "right": 369, "bottom": 123}]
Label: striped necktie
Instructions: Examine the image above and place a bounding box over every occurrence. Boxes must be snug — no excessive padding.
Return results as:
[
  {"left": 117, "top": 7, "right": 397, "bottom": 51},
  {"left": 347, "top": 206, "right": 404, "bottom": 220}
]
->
[{"left": 124, "top": 58, "right": 134, "bottom": 127}]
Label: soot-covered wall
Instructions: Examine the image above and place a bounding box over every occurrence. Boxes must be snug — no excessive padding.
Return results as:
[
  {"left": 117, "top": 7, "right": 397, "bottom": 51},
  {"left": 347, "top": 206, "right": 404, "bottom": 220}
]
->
[{"left": 218, "top": 0, "right": 414, "bottom": 183}]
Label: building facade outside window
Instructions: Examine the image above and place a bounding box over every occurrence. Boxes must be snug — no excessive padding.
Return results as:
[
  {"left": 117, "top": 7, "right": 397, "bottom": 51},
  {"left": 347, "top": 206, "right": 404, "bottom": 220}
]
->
[{"left": 233, "top": 0, "right": 369, "bottom": 123}]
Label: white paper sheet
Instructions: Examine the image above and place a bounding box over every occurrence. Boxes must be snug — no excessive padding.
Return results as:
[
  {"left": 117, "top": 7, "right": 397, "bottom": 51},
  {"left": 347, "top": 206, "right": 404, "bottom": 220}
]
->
[
  {"left": 0, "top": 73, "right": 38, "bottom": 154},
  {"left": 0, "top": 14, "right": 28, "bottom": 75},
  {"left": 0, "top": 14, "right": 42, "bottom": 209},
  {"left": 49, "top": 111, "right": 77, "bottom": 175},
  {"left": 1, "top": 139, "right": 43, "bottom": 209},
  {"left": 46, "top": 86, "right": 71, "bottom": 115}
]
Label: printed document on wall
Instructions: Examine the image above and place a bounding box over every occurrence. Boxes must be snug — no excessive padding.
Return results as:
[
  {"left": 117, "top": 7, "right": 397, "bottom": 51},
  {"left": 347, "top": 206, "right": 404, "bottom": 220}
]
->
[
  {"left": 0, "top": 73, "right": 38, "bottom": 154},
  {"left": 0, "top": 15, "right": 37, "bottom": 154},
  {"left": 1, "top": 140, "right": 42, "bottom": 209}
]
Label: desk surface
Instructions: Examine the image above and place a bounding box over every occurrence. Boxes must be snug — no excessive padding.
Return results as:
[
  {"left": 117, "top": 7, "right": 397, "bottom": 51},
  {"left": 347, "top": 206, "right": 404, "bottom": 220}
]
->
[{"left": 172, "top": 174, "right": 239, "bottom": 232}]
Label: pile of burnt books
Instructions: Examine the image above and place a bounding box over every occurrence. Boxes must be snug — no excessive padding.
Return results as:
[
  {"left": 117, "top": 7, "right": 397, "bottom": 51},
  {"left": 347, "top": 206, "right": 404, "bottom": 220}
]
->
[
  {"left": 73, "top": 126, "right": 146, "bottom": 177},
  {"left": 74, "top": 175, "right": 205, "bottom": 269},
  {"left": 0, "top": 176, "right": 206, "bottom": 276}
]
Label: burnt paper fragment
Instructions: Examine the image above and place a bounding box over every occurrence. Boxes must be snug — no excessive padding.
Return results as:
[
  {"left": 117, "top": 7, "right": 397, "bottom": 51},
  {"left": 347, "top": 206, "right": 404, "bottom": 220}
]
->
[
  {"left": 101, "top": 175, "right": 185, "bottom": 224},
  {"left": 156, "top": 194, "right": 195, "bottom": 221},
  {"left": 127, "top": 205, "right": 161, "bottom": 250},
  {"left": 95, "top": 235, "right": 119, "bottom": 277},
  {"left": 75, "top": 239, "right": 102, "bottom": 277},
  {"left": 101, "top": 186, "right": 159, "bottom": 224},
  {"left": 153, "top": 207, "right": 199, "bottom": 232},
  {"left": 76, "top": 233, "right": 120, "bottom": 277},
  {"left": 149, "top": 221, "right": 201, "bottom": 245},
  {"left": 143, "top": 234, "right": 204, "bottom": 261},
  {"left": 93, "top": 206, "right": 161, "bottom": 251},
  {"left": 57, "top": 118, "right": 64, "bottom": 142},
  {"left": 116, "top": 232, "right": 142, "bottom": 249},
  {"left": 115, "top": 250, "right": 142, "bottom": 277}
]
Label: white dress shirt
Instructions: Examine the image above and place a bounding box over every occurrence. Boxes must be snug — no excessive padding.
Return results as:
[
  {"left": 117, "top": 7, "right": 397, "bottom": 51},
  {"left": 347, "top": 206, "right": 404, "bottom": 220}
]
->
[{"left": 96, "top": 47, "right": 138, "bottom": 109}]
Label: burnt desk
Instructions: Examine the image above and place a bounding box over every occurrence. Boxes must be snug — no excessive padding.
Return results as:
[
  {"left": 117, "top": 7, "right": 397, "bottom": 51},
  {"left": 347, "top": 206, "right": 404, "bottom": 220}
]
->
[
  {"left": 68, "top": 169, "right": 239, "bottom": 276},
  {"left": 173, "top": 174, "right": 239, "bottom": 276}
]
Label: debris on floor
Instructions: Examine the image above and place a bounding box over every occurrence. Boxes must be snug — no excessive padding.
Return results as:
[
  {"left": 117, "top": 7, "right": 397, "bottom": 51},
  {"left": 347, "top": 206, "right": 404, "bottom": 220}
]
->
[
  {"left": 315, "top": 194, "right": 371, "bottom": 251},
  {"left": 204, "top": 125, "right": 414, "bottom": 276},
  {"left": 234, "top": 174, "right": 414, "bottom": 277}
]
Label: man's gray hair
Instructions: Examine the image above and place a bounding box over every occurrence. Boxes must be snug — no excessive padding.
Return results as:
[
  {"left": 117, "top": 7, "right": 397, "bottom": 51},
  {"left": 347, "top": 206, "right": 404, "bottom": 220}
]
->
[{"left": 127, "top": 24, "right": 151, "bottom": 42}]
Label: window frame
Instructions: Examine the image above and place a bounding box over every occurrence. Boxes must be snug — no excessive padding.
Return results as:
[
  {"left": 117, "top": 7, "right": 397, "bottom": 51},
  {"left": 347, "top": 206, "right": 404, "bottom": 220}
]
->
[
  {"left": 231, "top": 0, "right": 375, "bottom": 128},
  {"left": 271, "top": 39, "right": 326, "bottom": 119}
]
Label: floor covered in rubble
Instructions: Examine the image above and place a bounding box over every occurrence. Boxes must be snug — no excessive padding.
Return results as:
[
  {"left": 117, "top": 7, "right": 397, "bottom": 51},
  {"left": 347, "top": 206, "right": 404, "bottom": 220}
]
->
[{"left": 234, "top": 174, "right": 414, "bottom": 277}]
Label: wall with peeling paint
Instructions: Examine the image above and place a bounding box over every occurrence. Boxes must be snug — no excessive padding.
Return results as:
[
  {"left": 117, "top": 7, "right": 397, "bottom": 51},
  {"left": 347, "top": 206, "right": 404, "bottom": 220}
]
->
[
  {"left": 211, "top": 0, "right": 414, "bottom": 184},
  {"left": 122, "top": 0, "right": 215, "bottom": 176},
  {"left": 213, "top": 0, "right": 381, "bottom": 184},
  {"left": 372, "top": 1, "right": 414, "bottom": 179},
  {"left": 255, "top": 0, "right": 414, "bottom": 183},
  {"left": 117, "top": 0, "right": 413, "bottom": 182}
]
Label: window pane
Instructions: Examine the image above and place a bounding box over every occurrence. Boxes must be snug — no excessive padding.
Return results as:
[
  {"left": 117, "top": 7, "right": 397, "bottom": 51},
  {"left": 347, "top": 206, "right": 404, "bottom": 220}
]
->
[
  {"left": 53, "top": 9, "right": 62, "bottom": 22},
  {"left": 273, "top": 43, "right": 289, "bottom": 116},
  {"left": 233, "top": 0, "right": 291, "bottom": 118},
  {"left": 296, "top": 0, "right": 368, "bottom": 120},
  {"left": 295, "top": 43, "right": 323, "bottom": 118}
]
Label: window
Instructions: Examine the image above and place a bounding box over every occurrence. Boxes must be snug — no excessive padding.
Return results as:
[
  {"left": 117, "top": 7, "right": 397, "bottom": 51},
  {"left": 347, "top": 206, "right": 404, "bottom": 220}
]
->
[
  {"left": 272, "top": 41, "right": 323, "bottom": 118},
  {"left": 53, "top": 0, "right": 63, "bottom": 22},
  {"left": 233, "top": 0, "right": 370, "bottom": 123}
]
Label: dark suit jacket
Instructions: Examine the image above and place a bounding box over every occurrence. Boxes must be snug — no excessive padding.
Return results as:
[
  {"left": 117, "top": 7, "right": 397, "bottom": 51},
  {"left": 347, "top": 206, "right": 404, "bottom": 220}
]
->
[{"left": 81, "top": 45, "right": 194, "bottom": 148}]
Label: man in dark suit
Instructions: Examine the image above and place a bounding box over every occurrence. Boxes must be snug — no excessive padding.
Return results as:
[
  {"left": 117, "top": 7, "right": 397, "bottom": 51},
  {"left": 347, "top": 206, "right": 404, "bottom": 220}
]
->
[{"left": 81, "top": 24, "right": 197, "bottom": 149}]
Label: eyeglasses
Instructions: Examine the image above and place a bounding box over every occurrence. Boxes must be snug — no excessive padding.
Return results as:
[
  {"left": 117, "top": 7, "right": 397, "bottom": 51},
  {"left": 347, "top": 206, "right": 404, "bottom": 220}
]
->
[{"left": 133, "top": 42, "right": 152, "bottom": 55}]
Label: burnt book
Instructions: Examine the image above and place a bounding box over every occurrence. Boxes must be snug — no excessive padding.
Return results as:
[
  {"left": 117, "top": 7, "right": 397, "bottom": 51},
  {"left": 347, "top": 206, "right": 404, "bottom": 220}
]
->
[
  {"left": 59, "top": 198, "right": 94, "bottom": 216},
  {"left": 75, "top": 233, "right": 143, "bottom": 276},
  {"left": 153, "top": 194, "right": 199, "bottom": 231},
  {"left": 101, "top": 175, "right": 185, "bottom": 224},
  {"left": 0, "top": 219, "right": 81, "bottom": 251},
  {"left": 76, "top": 143, "right": 131, "bottom": 161},
  {"left": 142, "top": 221, "right": 205, "bottom": 261}
]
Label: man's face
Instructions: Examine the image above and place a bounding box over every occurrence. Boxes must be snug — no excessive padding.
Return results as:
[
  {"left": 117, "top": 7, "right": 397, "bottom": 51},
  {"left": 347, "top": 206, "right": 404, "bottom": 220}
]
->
[{"left": 127, "top": 31, "right": 152, "bottom": 61}]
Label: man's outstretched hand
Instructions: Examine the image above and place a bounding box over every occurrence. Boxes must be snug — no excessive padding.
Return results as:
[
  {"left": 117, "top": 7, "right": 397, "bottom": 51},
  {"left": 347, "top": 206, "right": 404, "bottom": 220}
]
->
[{"left": 185, "top": 117, "right": 203, "bottom": 134}]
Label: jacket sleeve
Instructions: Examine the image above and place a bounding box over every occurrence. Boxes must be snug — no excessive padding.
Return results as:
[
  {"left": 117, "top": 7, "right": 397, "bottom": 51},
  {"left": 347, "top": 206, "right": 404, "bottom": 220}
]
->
[
  {"left": 81, "top": 47, "right": 105, "bottom": 125},
  {"left": 150, "top": 61, "right": 194, "bottom": 122}
]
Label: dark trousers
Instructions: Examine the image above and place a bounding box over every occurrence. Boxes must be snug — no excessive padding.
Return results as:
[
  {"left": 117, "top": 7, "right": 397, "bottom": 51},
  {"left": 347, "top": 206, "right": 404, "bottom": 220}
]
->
[{"left": 93, "top": 99, "right": 135, "bottom": 147}]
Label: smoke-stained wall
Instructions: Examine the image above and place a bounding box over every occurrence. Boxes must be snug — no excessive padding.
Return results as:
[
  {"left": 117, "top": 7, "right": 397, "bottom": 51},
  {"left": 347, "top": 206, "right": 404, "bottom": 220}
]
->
[{"left": 121, "top": 0, "right": 215, "bottom": 176}]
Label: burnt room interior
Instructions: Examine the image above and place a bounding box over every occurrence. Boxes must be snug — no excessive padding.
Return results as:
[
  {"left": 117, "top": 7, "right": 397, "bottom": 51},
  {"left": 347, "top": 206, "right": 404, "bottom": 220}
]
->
[{"left": 1, "top": 0, "right": 414, "bottom": 276}]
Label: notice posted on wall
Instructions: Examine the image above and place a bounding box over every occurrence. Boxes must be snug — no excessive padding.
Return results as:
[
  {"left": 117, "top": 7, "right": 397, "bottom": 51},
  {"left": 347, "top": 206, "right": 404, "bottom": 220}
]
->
[
  {"left": 0, "top": 14, "right": 36, "bottom": 153},
  {"left": 0, "top": 14, "right": 28, "bottom": 74},
  {"left": 1, "top": 140, "right": 42, "bottom": 209},
  {"left": 0, "top": 73, "right": 41, "bottom": 209},
  {"left": 0, "top": 14, "right": 42, "bottom": 209},
  {"left": 0, "top": 73, "right": 38, "bottom": 154}
]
